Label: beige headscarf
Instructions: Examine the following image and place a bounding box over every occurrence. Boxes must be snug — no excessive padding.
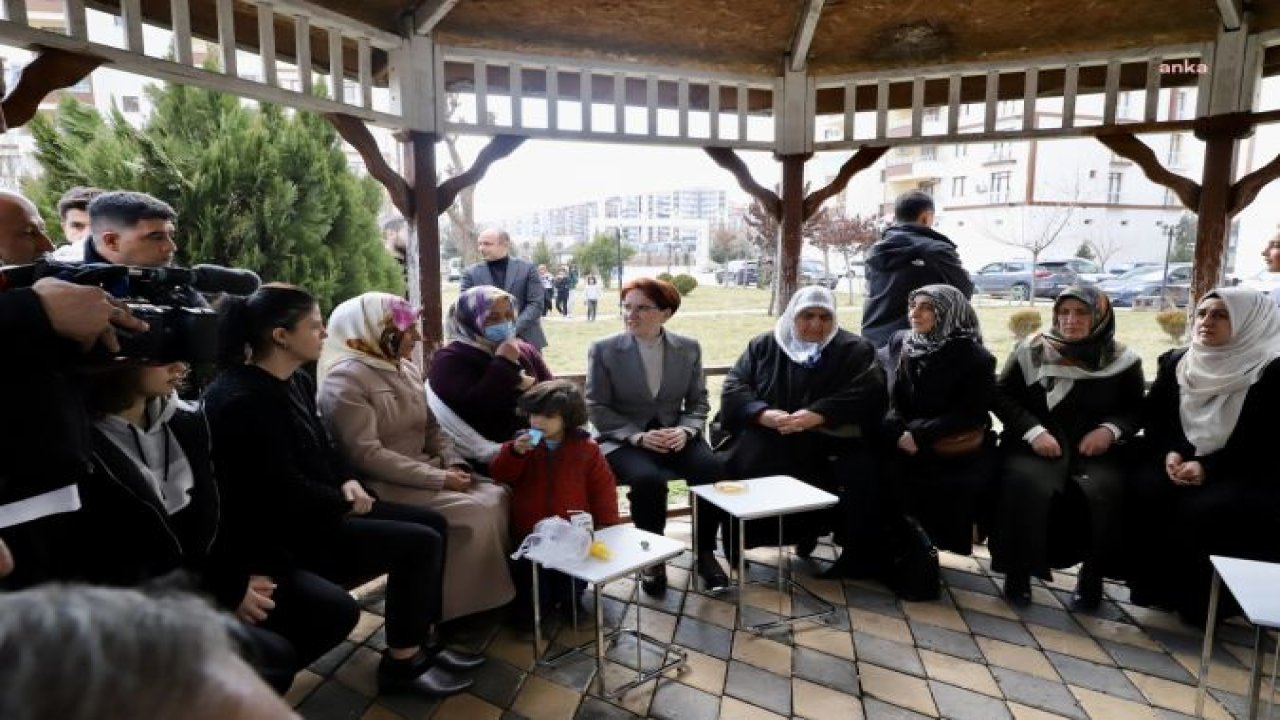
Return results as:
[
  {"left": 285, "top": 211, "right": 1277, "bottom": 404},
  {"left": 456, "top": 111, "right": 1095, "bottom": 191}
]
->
[
  {"left": 1177, "top": 287, "right": 1280, "bottom": 455},
  {"left": 317, "top": 292, "right": 418, "bottom": 386}
]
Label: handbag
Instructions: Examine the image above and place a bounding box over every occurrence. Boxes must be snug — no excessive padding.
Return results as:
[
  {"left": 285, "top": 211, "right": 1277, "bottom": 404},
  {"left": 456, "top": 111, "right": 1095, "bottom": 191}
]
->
[{"left": 930, "top": 428, "right": 984, "bottom": 457}]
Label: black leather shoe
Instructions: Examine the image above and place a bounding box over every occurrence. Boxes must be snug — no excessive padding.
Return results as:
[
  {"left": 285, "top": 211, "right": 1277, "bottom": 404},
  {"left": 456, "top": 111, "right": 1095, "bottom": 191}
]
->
[
  {"left": 1003, "top": 573, "right": 1032, "bottom": 607},
  {"left": 795, "top": 535, "right": 819, "bottom": 559},
  {"left": 1069, "top": 566, "right": 1103, "bottom": 612},
  {"left": 696, "top": 551, "right": 730, "bottom": 592},
  {"left": 640, "top": 564, "right": 668, "bottom": 595},
  {"left": 378, "top": 658, "right": 473, "bottom": 697},
  {"left": 432, "top": 647, "right": 487, "bottom": 672}
]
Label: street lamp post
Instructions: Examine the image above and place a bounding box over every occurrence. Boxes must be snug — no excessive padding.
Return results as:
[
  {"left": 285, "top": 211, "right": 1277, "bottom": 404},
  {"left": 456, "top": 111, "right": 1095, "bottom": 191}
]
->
[{"left": 1157, "top": 220, "right": 1177, "bottom": 309}]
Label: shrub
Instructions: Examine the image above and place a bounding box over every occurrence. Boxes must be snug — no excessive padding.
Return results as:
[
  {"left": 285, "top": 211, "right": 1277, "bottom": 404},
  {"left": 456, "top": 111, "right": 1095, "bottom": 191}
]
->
[
  {"left": 671, "top": 273, "right": 698, "bottom": 296},
  {"left": 1008, "top": 309, "right": 1042, "bottom": 341},
  {"left": 657, "top": 272, "right": 674, "bottom": 283},
  {"left": 1156, "top": 310, "right": 1187, "bottom": 343}
]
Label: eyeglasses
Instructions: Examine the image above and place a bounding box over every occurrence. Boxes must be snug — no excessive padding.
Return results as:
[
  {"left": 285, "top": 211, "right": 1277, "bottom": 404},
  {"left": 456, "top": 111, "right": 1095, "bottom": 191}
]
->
[{"left": 621, "top": 304, "right": 659, "bottom": 315}]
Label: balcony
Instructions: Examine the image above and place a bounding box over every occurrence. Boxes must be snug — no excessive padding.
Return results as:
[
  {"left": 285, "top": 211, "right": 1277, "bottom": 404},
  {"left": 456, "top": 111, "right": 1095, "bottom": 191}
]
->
[{"left": 884, "top": 160, "right": 944, "bottom": 182}]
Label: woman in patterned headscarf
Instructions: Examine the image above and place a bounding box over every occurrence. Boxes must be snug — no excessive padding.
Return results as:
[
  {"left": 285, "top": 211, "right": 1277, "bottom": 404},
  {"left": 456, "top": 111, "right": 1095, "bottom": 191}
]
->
[
  {"left": 991, "top": 286, "right": 1143, "bottom": 610},
  {"left": 1127, "top": 287, "right": 1280, "bottom": 624},
  {"left": 882, "top": 284, "right": 995, "bottom": 558},
  {"left": 426, "top": 286, "right": 554, "bottom": 447},
  {"left": 317, "top": 292, "right": 515, "bottom": 622}
]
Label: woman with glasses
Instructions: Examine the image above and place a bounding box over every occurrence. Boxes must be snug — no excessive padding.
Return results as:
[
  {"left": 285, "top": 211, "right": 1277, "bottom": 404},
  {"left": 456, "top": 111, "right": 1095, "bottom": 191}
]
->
[{"left": 586, "top": 277, "right": 731, "bottom": 593}]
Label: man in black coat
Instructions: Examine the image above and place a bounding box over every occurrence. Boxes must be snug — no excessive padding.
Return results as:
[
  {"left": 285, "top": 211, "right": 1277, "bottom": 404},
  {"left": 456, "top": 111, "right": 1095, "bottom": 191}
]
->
[
  {"left": 460, "top": 228, "right": 548, "bottom": 348},
  {"left": 862, "top": 191, "right": 973, "bottom": 348}
]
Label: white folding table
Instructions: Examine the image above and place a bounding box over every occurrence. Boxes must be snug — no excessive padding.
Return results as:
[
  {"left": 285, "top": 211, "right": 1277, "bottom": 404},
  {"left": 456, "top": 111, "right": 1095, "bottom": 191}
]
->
[
  {"left": 689, "top": 475, "right": 840, "bottom": 632},
  {"left": 1197, "top": 555, "right": 1280, "bottom": 719},
  {"left": 527, "top": 524, "right": 688, "bottom": 697}
]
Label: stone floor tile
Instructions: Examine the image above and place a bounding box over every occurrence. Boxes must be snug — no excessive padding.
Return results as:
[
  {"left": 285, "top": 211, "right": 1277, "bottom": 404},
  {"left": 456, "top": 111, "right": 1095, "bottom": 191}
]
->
[
  {"left": 1120, "top": 604, "right": 1200, "bottom": 637},
  {"left": 942, "top": 568, "right": 998, "bottom": 596},
  {"left": 1104, "top": 582, "right": 1131, "bottom": 605},
  {"left": 376, "top": 687, "right": 442, "bottom": 719},
  {"left": 488, "top": 627, "right": 538, "bottom": 671},
  {"left": 433, "top": 693, "right": 505, "bottom": 720},
  {"left": 597, "top": 661, "right": 656, "bottom": 717},
  {"left": 1154, "top": 710, "right": 1199, "bottom": 720},
  {"left": 1074, "top": 615, "right": 1163, "bottom": 652},
  {"left": 1006, "top": 701, "right": 1076, "bottom": 719},
  {"left": 909, "top": 621, "right": 985, "bottom": 663},
  {"left": 929, "top": 680, "right": 1014, "bottom": 720},
  {"left": 951, "top": 588, "right": 1020, "bottom": 621},
  {"left": 1068, "top": 685, "right": 1161, "bottom": 720},
  {"left": 636, "top": 586, "right": 686, "bottom": 616},
  {"left": 510, "top": 674, "right": 581, "bottom": 720},
  {"left": 851, "top": 608, "right": 915, "bottom": 645},
  {"left": 1030, "top": 585, "right": 1066, "bottom": 610},
  {"left": 682, "top": 593, "right": 737, "bottom": 630},
  {"left": 1149, "top": 628, "right": 1243, "bottom": 669},
  {"left": 1222, "top": 642, "right": 1279, "bottom": 671},
  {"left": 663, "top": 648, "right": 726, "bottom": 697},
  {"left": 311, "top": 640, "right": 360, "bottom": 677},
  {"left": 673, "top": 616, "right": 734, "bottom": 660},
  {"left": 1100, "top": 641, "right": 1194, "bottom": 686},
  {"left": 846, "top": 584, "right": 906, "bottom": 619},
  {"left": 603, "top": 576, "right": 638, "bottom": 603},
  {"left": 902, "top": 600, "right": 969, "bottom": 633},
  {"left": 296, "top": 680, "right": 374, "bottom": 720},
  {"left": 1207, "top": 688, "right": 1260, "bottom": 720},
  {"left": 332, "top": 646, "right": 382, "bottom": 698},
  {"left": 349, "top": 611, "right": 386, "bottom": 644},
  {"left": 990, "top": 667, "right": 1086, "bottom": 720},
  {"left": 792, "top": 677, "right": 865, "bottom": 720},
  {"left": 1027, "top": 625, "right": 1113, "bottom": 665},
  {"left": 574, "top": 696, "right": 642, "bottom": 720},
  {"left": 1122, "top": 670, "right": 1234, "bottom": 720},
  {"left": 724, "top": 660, "right": 792, "bottom": 716},
  {"left": 855, "top": 631, "right": 925, "bottom": 677},
  {"left": 1012, "top": 603, "right": 1081, "bottom": 634},
  {"left": 1171, "top": 652, "right": 1262, "bottom": 697},
  {"left": 287, "top": 670, "right": 325, "bottom": 708},
  {"left": 795, "top": 575, "right": 848, "bottom": 607},
  {"left": 794, "top": 620, "right": 856, "bottom": 660},
  {"left": 976, "top": 636, "right": 1060, "bottom": 681},
  {"left": 858, "top": 662, "right": 938, "bottom": 717},
  {"left": 1044, "top": 652, "right": 1144, "bottom": 702},
  {"left": 619, "top": 606, "right": 679, "bottom": 645},
  {"left": 538, "top": 644, "right": 599, "bottom": 693},
  {"left": 793, "top": 645, "right": 861, "bottom": 696},
  {"left": 861, "top": 697, "right": 935, "bottom": 720},
  {"left": 649, "top": 680, "right": 720, "bottom": 720},
  {"left": 357, "top": 705, "right": 401, "bottom": 720},
  {"left": 718, "top": 695, "right": 786, "bottom": 720},
  {"left": 741, "top": 583, "right": 792, "bottom": 616},
  {"left": 731, "top": 630, "right": 792, "bottom": 676},
  {"left": 939, "top": 551, "right": 984, "bottom": 574},
  {"left": 962, "top": 610, "right": 1038, "bottom": 647},
  {"left": 469, "top": 658, "right": 527, "bottom": 710},
  {"left": 918, "top": 649, "right": 1001, "bottom": 699}
]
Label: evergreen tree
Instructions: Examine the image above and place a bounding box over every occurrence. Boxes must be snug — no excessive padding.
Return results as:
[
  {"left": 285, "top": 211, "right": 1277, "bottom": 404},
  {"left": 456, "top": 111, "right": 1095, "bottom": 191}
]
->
[
  {"left": 24, "top": 83, "right": 403, "bottom": 311},
  {"left": 573, "top": 232, "right": 635, "bottom": 289}
]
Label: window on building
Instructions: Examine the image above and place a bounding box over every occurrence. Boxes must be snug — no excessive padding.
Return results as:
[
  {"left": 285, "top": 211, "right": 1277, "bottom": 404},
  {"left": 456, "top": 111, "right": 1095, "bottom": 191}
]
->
[
  {"left": 990, "top": 142, "right": 1013, "bottom": 161},
  {"left": 951, "top": 176, "right": 966, "bottom": 197},
  {"left": 922, "top": 107, "right": 940, "bottom": 122},
  {"left": 919, "top": 181, "right": 938, "bottom": 196},
  {"left": 1167, "top": 133, "right": 1183, "bottom": 166},
  {"left": 989, "top": 171, "right": 1011, "bottom": 202},
  {"left": 121, "top": 96, "right": 140, "bottom": 113},
  {"left": 954, "top": 144, "right": 968, "bottom": 158},
  {"left": 1107, "top": 172, "right": 1123, "bottom": 204},
  {"left": 919, "top": 145, "right": 937, "bottom": 161},
  {"left": 1173, "top": 91, "right": 1187, "bottom": 120},
  {"left": 1162, "top": 188, "right": 1176, "bottom": 206},
  {"left": 1117, "top": 91, "right": 1131, "bottom": 118}
]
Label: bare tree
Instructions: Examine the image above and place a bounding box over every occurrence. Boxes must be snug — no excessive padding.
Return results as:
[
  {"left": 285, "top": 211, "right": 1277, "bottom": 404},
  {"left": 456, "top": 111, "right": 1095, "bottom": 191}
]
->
[
  {"left": 979, "top": 198, "right": 1080, "bottom": 304},
  {"left": 1085, "top": 232, "right": 1124, "bottom": 272},
  {"left": 810, "top": 211, "right": 879, "bottom": 303},
  {"left": 439, "top": 95, "right": 481, "bottom": 265}
]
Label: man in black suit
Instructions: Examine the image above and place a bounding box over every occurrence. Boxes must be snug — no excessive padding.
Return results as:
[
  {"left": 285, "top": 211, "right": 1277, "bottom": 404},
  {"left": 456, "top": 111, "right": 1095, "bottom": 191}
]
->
[{"left": 460, "top": 228, "right": 547, "bottom": 349}]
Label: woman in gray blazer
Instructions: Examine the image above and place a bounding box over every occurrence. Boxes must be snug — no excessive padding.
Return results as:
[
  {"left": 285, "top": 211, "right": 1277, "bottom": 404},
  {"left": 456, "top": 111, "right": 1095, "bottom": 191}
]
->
[{"left": 586, "top": 278, "right": 730, "bottom": 594}]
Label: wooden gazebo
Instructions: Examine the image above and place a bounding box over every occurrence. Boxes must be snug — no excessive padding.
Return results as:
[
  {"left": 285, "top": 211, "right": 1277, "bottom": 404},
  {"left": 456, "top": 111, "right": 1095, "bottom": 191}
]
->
[{"left": 2, "top": 0, "right": 1279, "bottom": 341}]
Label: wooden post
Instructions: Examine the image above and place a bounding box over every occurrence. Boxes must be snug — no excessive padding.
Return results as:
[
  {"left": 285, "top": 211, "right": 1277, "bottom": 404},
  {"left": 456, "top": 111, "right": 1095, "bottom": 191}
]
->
[
  {"left": 776, "top": 154, "right": 807, "bottom": 313},
  {"left": 402, "top": 130, "right": 444, "bottom": 352},
  {"left": 1191, "top": 114, "right": 1251, "bottom": 304}
]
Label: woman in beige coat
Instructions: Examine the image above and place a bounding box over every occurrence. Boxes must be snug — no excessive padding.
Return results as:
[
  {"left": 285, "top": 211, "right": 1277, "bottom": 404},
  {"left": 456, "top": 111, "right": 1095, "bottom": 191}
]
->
[{"left": 318, "top": 293, "right": 514, "bottom": 622}]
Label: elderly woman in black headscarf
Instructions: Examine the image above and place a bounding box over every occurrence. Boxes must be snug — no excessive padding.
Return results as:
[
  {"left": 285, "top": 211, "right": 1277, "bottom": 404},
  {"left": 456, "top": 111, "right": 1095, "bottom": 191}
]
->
[
  {"left": 883, "top": 284, "right": 996, "bottom": 557},
  {"left": 720, "top": 286, "right": 889, "bottom": 576},
  {"left": 1127, "top": 288, "right": 1280, "bottom": 624},
  {"left": 992, "top": 286, "right": 1143, "bottom": 610}
]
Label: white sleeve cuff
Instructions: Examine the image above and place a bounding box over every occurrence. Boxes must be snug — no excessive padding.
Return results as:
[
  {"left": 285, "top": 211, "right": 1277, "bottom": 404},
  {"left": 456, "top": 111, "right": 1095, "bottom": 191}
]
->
[
  {"left": 1100, "top": 423, "right": 1122, "bottom": 441},
  {"left": 1022, "top": 425, "right": 1048, "bottom": 444}
]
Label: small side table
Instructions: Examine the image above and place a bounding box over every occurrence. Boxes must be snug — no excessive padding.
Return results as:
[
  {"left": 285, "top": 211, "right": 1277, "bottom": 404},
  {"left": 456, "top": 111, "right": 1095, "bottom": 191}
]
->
[
  {"left": 527, "top": 524, "right": 687, "bottom": 698},
  {"left": 1196, "top": 556, "right": 1280, "bottom": 719},
  {"left": 689, "top": 475, "right": 840, "bottom": 633}
]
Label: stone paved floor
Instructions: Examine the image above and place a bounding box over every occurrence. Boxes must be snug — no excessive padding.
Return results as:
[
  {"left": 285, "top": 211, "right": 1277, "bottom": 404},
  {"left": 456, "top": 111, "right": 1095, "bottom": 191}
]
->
[{"left": 290, "top": 518, "right": 1279, "bottom": 720}]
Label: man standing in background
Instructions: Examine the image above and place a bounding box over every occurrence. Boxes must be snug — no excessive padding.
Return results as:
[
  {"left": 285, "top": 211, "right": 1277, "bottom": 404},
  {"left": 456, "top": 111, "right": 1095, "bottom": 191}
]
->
[{"left": 461, "top": 228, "right": 548, "bottom": 349}]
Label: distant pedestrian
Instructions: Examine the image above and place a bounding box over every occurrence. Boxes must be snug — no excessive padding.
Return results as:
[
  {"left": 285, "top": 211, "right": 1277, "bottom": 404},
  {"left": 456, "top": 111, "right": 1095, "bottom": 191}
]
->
[
  {"left": 554, "top": 269, "right": 570, "bottom": 316},
  {"left": 584, "top": 275, "right": 602, "bottom": 321}
]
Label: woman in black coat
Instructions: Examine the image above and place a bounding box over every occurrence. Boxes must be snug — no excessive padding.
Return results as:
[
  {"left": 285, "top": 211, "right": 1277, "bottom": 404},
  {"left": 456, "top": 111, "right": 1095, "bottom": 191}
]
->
[
  {"left": 1127, "top": 288, "right": 1280, "bottom": 624},
  {"left": 721, "top": 285, "right": 889, "bottom": 577},
  {"left": 883, "top": 284, "right": 996, "bottom": 557},
  {"left": 992, "top": 286, "right": 1144, "bottom": 610}
]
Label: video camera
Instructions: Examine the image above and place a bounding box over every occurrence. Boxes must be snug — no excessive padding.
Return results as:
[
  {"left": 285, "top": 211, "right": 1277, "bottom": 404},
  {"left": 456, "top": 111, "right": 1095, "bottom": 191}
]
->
[{"left": 0, "top": 259, "right": 261, "bottom": 364}]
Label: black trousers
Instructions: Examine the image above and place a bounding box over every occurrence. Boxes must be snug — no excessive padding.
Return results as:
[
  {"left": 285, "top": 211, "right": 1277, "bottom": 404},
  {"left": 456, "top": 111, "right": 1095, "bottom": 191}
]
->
[
  {"left": 555, "top": 291, "right": 569, "bottom": 316},
  {"left": 605, "top": 440, "right": 727, "bottom": 549},
  {"left": 586, "top": 299, "right": 598, "bottom": 321},
  {"left": 886, "top": 445, "right": 994, "bottom": 556},
  {"left": 255, "top": 567, "right": 359, "bottom": 679},
  {"left": 296, "top": 501, "right": 447, "bottom": 649}
]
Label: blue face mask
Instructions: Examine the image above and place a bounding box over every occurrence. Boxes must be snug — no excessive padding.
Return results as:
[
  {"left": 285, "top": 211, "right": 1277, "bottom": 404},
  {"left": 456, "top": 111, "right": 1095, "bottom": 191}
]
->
[{"left": 483, "top": 321, "right": 515, "bottom": 343}]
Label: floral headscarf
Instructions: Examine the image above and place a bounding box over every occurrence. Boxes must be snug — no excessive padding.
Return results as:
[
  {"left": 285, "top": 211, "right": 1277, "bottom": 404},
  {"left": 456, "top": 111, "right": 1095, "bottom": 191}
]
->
[
  {"left": 446, "top": 285, "right": 517, "bottom": 353},
  {"left": 317, "top": 292, "right": 418, "bottom": 385},
  {"left": 901, "top": 284, "right": 981, "bottom": 358}
]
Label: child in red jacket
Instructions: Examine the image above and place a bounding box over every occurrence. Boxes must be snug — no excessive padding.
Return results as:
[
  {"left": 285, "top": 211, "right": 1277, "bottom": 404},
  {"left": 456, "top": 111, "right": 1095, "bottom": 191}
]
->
[{"left": 490, "top": 380, "right": 620, "bottom": 622}]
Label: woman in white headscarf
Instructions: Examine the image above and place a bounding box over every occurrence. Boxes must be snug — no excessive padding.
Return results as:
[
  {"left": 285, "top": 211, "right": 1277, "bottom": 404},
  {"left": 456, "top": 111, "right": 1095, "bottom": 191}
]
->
[
  {"left": 1128, "top": 287, "right": 1280, "bottom": 624},
  {"left": 882, "top": 284, "right": 996, "bottom": 559},
  {"left": 317, "top": 292, "right": 514, "bottom": 622},
  {"left": 720, "top": 286, "right": 889, "bottom": 577}
]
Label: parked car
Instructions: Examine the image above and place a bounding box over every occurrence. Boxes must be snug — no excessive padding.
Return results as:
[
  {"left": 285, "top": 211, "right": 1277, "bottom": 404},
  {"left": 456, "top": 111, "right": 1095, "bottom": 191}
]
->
[
  {"left": 799, "top": 259, "right": 840, "bottom": 289},
  {"left": 1096, "top": 263, "right": 1192, "bottom": 307},
  {"left": 1107, "top": 261, "right": 1161, "bottom": 277},
  {"left": 1039, "top": 258, "right": 1107, "bottom": 284},
  {"left": 970, "top": 260, "right": 1079, "bottom": 300},
  {"left": 716, "top": 259, "right": 757, "bottom": 285}
]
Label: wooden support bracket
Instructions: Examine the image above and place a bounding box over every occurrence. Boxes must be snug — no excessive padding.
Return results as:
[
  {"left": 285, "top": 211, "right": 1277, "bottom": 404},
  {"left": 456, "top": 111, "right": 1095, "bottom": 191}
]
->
[
  {"left": 1095, "top": 133, "right": 1201, "bottom": 210},
  {"left": 704, "top": 146, "right": 781, "bottom": 219},
  {"left": 1, "top": 48, "right": 103, "bottom": 132},
  {"left": 1230, "top": 151, "right": 1280, "bottom": 217},
  {"left": 803, "top": 145, "right": 889, "bottom": 220},
  {"left": 325, "top": 112, "right": 414, "bottom": 219},
  {"left": 436, "top": 134, "right": 525, "bottom": 212}
]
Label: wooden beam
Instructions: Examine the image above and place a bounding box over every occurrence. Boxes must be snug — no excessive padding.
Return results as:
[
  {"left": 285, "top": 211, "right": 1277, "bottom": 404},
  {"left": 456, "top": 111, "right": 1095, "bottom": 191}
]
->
[
  {"left": 1216, "top": 0, "right": 1243, "bottom": 31},
  {"left": 787, "top": 0, "right": 825, "bottom": 73},
  {"left": 1229, "top": 150, "right": 1280, "bottom": 217},
  {"left": 803, "top": 145, "right": 888, "bottom": 219},
  {"left": 776, "top": 154, "right": 807, "bottom": 314},
  {"left": 401, "top": 130, "right": 444, "bottom": 350},
  {"left": 1095, "top": 133, "right": 1201, "bottom": 210},
  {"left": 415, "top": 0, "right": 464, "bottom": 35},
  {"left": 0, "top": 48, "right": 102, "bottom": 130},
  {"left": 1192, "top": 133, "right": 1236, "bottom": 302},
  {"left": 435, "top": 134, "right": 524, "bottom": 212},
  {"left": 324, "top": 112, "right": 413, "bottom": 219},
  {"left": 704, "top": 146, "right": 781, "bottom": 219}
]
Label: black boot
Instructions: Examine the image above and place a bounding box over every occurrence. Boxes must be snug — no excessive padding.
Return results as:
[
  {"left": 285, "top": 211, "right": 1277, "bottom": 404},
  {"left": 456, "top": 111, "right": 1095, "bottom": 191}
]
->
[
  {"left": 1003, "top": 573, "right": 1032, "bottom": 607},
  {"left": 696, "top": 550, "right": 729, "bottom": 592},
  {"left": 795, "top": 535, "right": 818, "bottom": 559},
  {"left": 377, "top": 652, "right": 473, "bottom": 697},
  {"left": 640, "top": 564, "right": 668, "bottom": 595},
  {"left": 1069, "top": 565, "right": 1103, "bottom": 612}
]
